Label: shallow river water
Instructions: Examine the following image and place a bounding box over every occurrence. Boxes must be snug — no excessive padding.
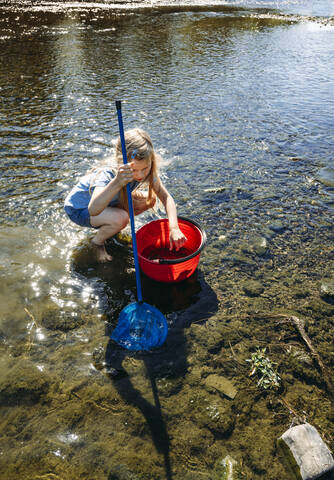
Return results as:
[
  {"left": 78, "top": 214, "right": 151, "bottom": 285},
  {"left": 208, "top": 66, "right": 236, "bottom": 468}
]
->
[{"left": 0, "top": 1, "right": 333, "bottom": 479}]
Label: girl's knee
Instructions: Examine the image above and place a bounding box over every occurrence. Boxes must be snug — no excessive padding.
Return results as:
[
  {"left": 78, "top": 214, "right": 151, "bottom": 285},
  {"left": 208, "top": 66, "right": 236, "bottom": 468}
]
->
[{"left": 90, "top": 207, "right": 129, "bottom": 230}]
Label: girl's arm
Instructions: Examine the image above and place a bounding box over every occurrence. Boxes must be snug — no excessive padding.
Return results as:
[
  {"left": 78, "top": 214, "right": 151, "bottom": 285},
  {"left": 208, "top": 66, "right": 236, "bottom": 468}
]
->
[
  {"left": 88, "top": 164, "right": 134, "bottom": 216},
  {"left": 153, "top": 178, "right": 187, "bottom": 251}
]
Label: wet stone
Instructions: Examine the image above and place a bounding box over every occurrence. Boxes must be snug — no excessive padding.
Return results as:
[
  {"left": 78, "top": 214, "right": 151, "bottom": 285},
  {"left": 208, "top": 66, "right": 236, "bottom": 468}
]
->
[
  {"left": 293, "top": 288, "right": 310, "bottom": 299},
  {"left": 252, "top": 237, "right": 268, "bottom": 256},
  {"left": 320, "top": 280, "right": 334, "bottom": 299},
  {"left": 262, "top": 227, "right": 276, "bottom": 239},
  {"left": 242, "top": 280, "right": 264, "bottom": 297},
  {"left": 204, "top": 374, "right": 237, "bottom": 400},
  {"left": 218, "top": 234, "right": 228, "bottom": 243},
  {"left": 41, "top": 304, "right": 85, "bottom": 331},
  {"left": 269, "top": 222, "right": 286, "bottom": 233},
  {"left": 316, "top": 166, "right": 334, "bottom": 188},
  {"left": 241, "top": 236, "right": 268, "bottom": 256},
  {"left": 190, "top": 390, "right": 235, "bottom": 436},
  {"left": 199, "top": 402, "right": 234, "bottom": 436},
  {"left": 92, "top": 344, "right": 106, "bottom": 371},
  {"left": 213, "top": 455, "right": 243, "bottom": 480},
  {"left": 204, "top": 186, "right": 227, "bottom": 194},
  {"left": 278, "top": 423, "right": 334, "bottom": 480},
  {"left": 0, "top": 360, "right": 50, "bottom": 406}
]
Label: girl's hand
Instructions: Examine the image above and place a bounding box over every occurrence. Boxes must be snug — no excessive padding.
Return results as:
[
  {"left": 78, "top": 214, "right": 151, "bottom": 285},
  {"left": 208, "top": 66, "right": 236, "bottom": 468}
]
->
[
  {"left": 169, "top": 227, "right": 187, "bottom": 251},
  {"left": 115, "top": 163, "right": 134, "bottom": 187}
]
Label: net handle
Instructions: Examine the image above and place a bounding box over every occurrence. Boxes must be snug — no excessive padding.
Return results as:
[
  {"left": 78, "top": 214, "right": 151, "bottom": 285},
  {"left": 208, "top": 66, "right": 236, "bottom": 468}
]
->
[{"left": 115, "top": 101, "right": 143, "bottom": 303}]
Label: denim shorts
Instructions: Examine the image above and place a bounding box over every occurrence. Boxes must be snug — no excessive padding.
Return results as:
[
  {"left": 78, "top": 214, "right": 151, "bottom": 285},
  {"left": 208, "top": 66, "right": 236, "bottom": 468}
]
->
[{"left": 64, "top": 205, "right": 94, "bottom": 228}]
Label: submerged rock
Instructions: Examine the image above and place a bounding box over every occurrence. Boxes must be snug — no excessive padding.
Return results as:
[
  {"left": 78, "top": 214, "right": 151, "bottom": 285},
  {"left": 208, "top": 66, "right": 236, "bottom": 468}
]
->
[
  {"left": 252, "top": 237, "right": 268, "bottom": 256},
  {"left": 213, "top": 455, "right": 243, "bottom": 480},
  {"left": 269, "top": 222, "right": 286, "bottom": 233},
  {"left": 242, "top": 280, "right": 264, "bottom": 297},
  {"left": 41, "top": 304, "right": 85, "bottom": 331},
  {"left": 293, "top": 288, "right": 310, "bottom": 299},
  {"left": 320, "top": 280, "right": 334, "bottom": 299},
  {"left": 316, "top": 166, "right": 334, "bottom": 188},
  {"left": 204, "top": 374, "right": 237, "bottom": 400},
  {"left": 0, "top": 360, "right": 51, "bottom": 406},
  {"left": 278, "top": 423, "right": 334, "bottom": 480},
  {"left": 190, "top": 392, "right": 235, "bottom": 436},
  {"left": 204, "top": 186, "right": 227, "bottom": 194},
  {"left": 241, "top": 235, "right": 268, "bottom": 256}
]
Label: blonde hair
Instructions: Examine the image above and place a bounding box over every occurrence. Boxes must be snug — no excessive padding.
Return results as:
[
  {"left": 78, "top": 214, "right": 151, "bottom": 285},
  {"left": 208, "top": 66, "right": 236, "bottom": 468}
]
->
[
  {"left": 89, "top": 128, "right": 160, "bottom": 212},
  {"left": 115, "top": 128, "right": 159, "bottom": 212}
]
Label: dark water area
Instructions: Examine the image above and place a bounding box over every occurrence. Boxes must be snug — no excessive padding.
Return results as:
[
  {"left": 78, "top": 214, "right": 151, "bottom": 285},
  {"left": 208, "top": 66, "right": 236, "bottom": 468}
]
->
[
  {"left": 0, "top": 1, "right": 334, "bottom": 479},
  {"left": 142, "top": 246, "right": 192, "bottom": 261}
]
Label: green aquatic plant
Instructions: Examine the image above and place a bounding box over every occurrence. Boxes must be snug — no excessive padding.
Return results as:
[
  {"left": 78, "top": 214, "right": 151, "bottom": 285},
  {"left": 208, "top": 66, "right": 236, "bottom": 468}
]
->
[{"left": 246, "top": 347, "right": 281, "bottom": 390}]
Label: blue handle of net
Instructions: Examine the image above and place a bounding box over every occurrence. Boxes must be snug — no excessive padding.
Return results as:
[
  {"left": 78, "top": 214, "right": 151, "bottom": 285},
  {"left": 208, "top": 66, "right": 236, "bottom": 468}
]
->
[{"left": 115, "top": 101, "right": 143, "bottom": 303}]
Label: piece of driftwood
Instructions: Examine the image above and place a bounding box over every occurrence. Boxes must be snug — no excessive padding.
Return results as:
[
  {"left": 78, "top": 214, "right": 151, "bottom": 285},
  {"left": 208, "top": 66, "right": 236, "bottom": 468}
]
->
[{"left": 273, "top": 314, "right": 334, "bottom": 403}]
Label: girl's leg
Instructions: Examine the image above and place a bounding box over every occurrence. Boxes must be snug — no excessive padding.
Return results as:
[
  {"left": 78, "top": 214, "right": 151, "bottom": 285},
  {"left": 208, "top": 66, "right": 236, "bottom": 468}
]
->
[{"left": 90, "top": 207, "right": 129, "bottom": 262}]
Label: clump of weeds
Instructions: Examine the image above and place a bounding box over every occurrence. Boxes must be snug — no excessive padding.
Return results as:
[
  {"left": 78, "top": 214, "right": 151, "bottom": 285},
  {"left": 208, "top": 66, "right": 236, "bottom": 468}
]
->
[{"left": 246, "top": 347, "right": 281, "bottom": 390}]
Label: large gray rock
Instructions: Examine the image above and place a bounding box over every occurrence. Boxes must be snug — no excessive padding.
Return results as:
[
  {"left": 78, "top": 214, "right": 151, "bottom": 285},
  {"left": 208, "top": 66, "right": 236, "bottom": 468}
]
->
[{"left": 278, "top": 423, "right": 334, "bottom": 480}]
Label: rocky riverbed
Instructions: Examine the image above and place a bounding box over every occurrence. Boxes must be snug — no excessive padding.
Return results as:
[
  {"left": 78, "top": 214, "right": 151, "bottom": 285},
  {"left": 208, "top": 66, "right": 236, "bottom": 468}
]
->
[{"left": 0, "top": 0, "right": 334, "bottom": 478}]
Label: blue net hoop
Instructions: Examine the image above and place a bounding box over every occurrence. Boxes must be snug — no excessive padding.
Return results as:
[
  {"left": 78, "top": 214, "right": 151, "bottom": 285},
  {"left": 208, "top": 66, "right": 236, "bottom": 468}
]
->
[{"left": 111, "top": 302, "right": 168, "bottom": 351}]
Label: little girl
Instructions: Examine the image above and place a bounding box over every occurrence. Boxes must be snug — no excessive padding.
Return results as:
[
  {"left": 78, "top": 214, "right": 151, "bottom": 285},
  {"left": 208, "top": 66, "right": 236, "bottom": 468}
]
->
[{"left": 64, "top": 128, "right": 187, "bottom": 262}]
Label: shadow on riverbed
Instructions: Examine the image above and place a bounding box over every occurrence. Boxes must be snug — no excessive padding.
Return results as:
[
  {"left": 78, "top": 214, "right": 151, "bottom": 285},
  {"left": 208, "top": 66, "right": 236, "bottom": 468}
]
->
[
  {"left": 104, "top": 272, "right": 218, "bottom": 479},
  {"left": 71, "top": 235, "right": 218, "bottom": 478},
  {"left": 106, "top": 341, "right": 174, "bottom": 479}
]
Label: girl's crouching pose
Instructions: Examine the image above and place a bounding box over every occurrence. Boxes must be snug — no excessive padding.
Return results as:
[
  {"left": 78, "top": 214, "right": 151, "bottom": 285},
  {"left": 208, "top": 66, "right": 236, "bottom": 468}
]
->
[{"left": 64, "top": 128, "right": 187, "bottom": 262}]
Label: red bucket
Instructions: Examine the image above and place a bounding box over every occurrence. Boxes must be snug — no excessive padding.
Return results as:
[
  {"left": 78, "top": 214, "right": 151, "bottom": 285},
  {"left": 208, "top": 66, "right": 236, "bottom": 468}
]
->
[{"left": 136, "top": 217, "right": 206, "bottom": 283}]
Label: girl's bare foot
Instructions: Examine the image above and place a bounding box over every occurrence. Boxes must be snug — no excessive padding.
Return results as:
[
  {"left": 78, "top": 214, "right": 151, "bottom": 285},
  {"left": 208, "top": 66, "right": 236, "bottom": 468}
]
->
[{"left": 91, "top": 240, "right": 112, "bottom": 263}]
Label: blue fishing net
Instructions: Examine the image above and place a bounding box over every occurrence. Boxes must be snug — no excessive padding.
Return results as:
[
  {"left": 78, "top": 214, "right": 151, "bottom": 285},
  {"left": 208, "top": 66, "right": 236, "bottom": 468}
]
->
[{"left": 111, "top": 302, "right": 168, "bottom": 351}]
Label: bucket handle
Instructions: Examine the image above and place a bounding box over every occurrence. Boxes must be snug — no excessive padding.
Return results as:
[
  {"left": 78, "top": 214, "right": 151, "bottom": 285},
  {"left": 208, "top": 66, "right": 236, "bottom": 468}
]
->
[{"left": 158, "top": 216, "right": 207, "bottom": 265}]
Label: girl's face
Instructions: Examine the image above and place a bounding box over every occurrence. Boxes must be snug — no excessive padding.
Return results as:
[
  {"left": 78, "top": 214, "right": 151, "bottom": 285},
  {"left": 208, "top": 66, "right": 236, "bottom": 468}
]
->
[{"left": 131, "top": 158, "right": 152, "bottom": 182}]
